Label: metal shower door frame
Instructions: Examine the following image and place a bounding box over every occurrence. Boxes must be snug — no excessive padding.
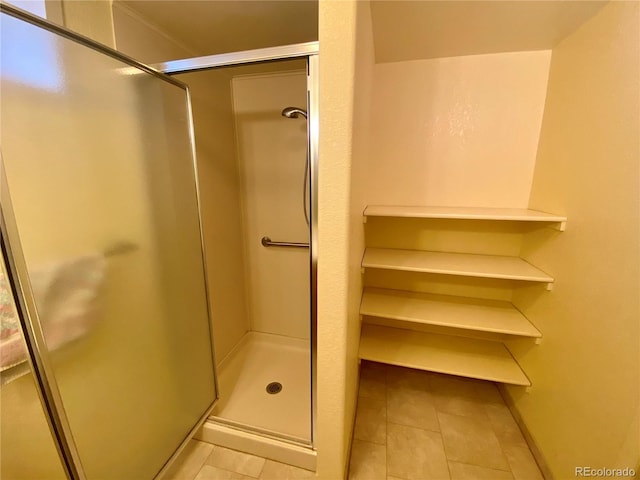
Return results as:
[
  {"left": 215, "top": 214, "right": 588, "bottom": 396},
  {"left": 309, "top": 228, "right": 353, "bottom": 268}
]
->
[{"left": 155, "top": 42, "right": 320, "bottom": 448}]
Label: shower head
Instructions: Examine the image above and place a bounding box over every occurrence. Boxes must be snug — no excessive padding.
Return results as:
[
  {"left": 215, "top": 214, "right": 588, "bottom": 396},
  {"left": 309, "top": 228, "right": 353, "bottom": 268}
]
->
[{"left": 281, "top": 107, "right": 307, "bottom": 119}]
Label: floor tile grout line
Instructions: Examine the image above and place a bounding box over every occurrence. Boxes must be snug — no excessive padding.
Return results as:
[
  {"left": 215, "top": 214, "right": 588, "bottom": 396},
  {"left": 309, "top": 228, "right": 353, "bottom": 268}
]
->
[
  {"left": 481, "top": 398, "right": 518, "bottom": 477},
  {"left": 385, "top": 389, "right": 389, "bottom": 479},
  {"left": 448, "top": 458, "right": 517, "bottom": 474},
  {"left": 438, "top": 410, "right": 515, "bottom": 473},
  {"left": 210, "top": 463, "right": 259, "bottom": 479},
  {"left": 434, "top": 409, "right": 490, "bottom": 422},
  {"left": 255, "top": 457, "right": 267, "bottom": 479},
  {"left": 206, "top": 444, "right": 268, "bottom": 479},
  {"left": 485, "top": 385, "right": 545, "bottom": 478},
  {"left": 383, "top": 364, "right": 389, "bottom": 480},
  {"left": 386, "top": 419, "right": 441, "bottom": 433},
  {"left": 433, "top": 405, "right": 451, "bottom": 479},
  {"left": 187, "top": 446, "right": 212, "bottom": 480}
]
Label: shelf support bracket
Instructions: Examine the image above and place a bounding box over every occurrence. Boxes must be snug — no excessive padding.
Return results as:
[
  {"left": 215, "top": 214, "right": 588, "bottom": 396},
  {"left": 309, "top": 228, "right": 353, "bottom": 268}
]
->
[
  {"left": 545, "top": 282, "right": 554, "bottom": 292},
  {"left": 556, "top": 221, "right": 566, "bottom": 232},
  {"left": 549, "top": 220, "right": 567, "bottom": 232}
]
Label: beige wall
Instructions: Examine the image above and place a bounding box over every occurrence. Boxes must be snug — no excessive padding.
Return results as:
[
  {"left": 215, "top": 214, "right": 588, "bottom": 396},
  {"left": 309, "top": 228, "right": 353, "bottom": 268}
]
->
[
  {"left": 6, "top": 1, "right": 114, "bottom": 45},
  {"left": 61, "top": 0, "right": 116, "bottom": 48},
  {"left": 316, "top": 0, "right": 374, "bottom": 477},
  {"left": 369, "top": 1, "right": 606, "bottom": 63},
  {"left": 508, "top": 1, "right": 640, "bottom": 476},
  {"left": 231, "top": 70, "right": 309, "bottom": 340},
  {"left": 368, "top": 50, "right": 551, "bottom": 208},
  {"left": 112, "top": 2, "right": 195, "bottom": 63},
  {"left": 316, "top": 0, "right": 355, "bottom": 476},
  {"left": 345, "top": 0, "right": 375, "bottom": 469}
]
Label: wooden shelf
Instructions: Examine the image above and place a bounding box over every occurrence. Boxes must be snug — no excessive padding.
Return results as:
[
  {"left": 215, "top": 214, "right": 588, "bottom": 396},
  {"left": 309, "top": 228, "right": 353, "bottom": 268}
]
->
[
  {"left": 359, "top": 324, "right": 530, "bottom": 386},
  {"left": 364, "top": 205, "right": 566, "bottom": 230},
  {"left": 358, "top": 205, "right": 562, "bottom": 386},
  {"left": 361, "top": 288, "right": 541, "bottom": 338},
  {"left": 362, "top": 248, "right": 554, "bottom": 284}
]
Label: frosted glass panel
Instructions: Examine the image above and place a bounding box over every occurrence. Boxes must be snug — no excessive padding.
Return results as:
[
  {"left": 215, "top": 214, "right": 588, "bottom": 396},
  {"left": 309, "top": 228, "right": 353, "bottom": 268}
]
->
[
  {"left": 0, "top": 12, "right": 216, "bottom": 479},
  {"left": 0, "top": 254, "right": 67, "bottom": 480}
]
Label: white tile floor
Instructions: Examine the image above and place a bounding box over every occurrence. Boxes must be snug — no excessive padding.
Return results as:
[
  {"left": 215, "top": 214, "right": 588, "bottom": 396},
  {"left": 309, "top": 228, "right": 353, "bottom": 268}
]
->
[
  {"left": 348, "top": 361, "right": 544, "bottom": 480},
  {"left": 163, "top": 440, "right": 314, "bottom": 480}
]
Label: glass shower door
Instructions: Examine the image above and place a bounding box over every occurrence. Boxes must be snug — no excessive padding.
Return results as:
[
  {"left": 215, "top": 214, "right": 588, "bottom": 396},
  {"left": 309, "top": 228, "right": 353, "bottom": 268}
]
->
[{"left": 0, "top": 6, "right": 217, "bottom": 479}]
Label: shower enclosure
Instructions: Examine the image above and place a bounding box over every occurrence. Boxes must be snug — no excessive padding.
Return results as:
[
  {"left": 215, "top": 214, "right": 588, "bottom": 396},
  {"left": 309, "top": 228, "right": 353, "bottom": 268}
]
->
[
  {"left": 168, "top": 54, "right": 318, "bottom": 466},
  {"left": 0, "top": 3, "right": 318, "bottom": 479}
]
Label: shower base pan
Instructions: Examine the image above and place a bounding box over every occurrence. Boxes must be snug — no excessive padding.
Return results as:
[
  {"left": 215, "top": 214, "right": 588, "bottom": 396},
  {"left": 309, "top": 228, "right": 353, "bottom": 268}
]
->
[
  {"left": 197, "top": 331, "right": 314, "bottom": 470},
  {"left": 197, "top": 420, "right": 316, "bottom": 471}
]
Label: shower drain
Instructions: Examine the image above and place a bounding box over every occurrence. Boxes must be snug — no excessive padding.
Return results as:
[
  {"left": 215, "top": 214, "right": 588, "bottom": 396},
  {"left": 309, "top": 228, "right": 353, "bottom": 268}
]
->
[{"left": 266, "top": 382, "right": 283, "bottom": 394}]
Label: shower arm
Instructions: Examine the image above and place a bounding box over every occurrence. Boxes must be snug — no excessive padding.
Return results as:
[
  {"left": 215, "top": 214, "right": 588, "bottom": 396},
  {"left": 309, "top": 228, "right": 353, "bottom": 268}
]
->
[{"left": 261, "top": 236, "right": 309, "bottom": 249}]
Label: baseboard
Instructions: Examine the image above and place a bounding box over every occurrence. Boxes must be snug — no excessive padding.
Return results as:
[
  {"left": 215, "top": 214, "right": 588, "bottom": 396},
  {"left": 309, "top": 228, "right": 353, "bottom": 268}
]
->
[
  {"left": 498, "top": 385, "right": 554, "bottom": 480},
  {"left": 343, "top": 362, "right": 362, "bottom": 480}
]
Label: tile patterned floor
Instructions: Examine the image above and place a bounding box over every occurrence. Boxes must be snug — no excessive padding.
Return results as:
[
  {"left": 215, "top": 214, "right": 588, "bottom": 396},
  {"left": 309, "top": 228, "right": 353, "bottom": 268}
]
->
[
  {"left": 163, "top": 440, "right": 314, "bottom": 480},
  {"left": 348, "top": 361, "right": 544, "bottom": 480},
  {"left": 164, "top": 361, "right": 544, "bottom": 480}
]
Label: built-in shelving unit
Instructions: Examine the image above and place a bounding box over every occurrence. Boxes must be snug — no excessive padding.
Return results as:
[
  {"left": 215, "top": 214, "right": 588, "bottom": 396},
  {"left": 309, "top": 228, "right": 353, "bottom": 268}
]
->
[
  {"left": 364, "top": 205, "right": 567, "bottom": 231},
  {"left": 360, "top": 324, "right": 531, "bottom": 386},
  {"left": 362, "top": 248, "right": 554, "bottom": 284},
  {"left": 361, "top": 288, "right": 541, "bottom": 338},
  {"left": 358, "top": 205, "right": 565, "bottom": 386}
]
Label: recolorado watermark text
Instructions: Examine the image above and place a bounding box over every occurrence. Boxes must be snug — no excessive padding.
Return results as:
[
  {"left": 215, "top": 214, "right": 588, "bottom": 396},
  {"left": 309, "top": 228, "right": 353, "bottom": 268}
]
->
[{"left": 575, "top": 467, "right": 636, "bottom": 477}]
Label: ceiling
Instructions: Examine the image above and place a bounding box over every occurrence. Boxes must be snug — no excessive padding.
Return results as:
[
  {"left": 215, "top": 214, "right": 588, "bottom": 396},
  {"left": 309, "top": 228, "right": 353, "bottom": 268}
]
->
[
  {"left": 120, "top": 0, "right": 318, "bottom": 56},
  {"left": 118, "top": 1, "right": 607, "bottom": 63},
  {"left": 370, "top": 1, "right": 608, "bottom": 63}
]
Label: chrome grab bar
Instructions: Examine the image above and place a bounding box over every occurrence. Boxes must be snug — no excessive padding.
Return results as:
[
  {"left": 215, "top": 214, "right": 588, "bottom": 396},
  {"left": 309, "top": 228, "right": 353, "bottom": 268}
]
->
[{"left": 261, "top": 236, "right": 309, "bottom": 248}]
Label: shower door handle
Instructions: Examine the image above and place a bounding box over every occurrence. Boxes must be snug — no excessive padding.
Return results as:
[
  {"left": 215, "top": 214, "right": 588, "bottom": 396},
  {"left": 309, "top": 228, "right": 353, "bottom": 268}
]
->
[{"left": 261, "top": 236, "right": 309, "bottom": 248}]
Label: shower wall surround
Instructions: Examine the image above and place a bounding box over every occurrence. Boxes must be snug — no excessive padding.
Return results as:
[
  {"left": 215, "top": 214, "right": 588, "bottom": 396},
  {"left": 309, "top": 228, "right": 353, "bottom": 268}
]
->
[{"left": 232, "top": 71, "right": 310, "bottom": 340}]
